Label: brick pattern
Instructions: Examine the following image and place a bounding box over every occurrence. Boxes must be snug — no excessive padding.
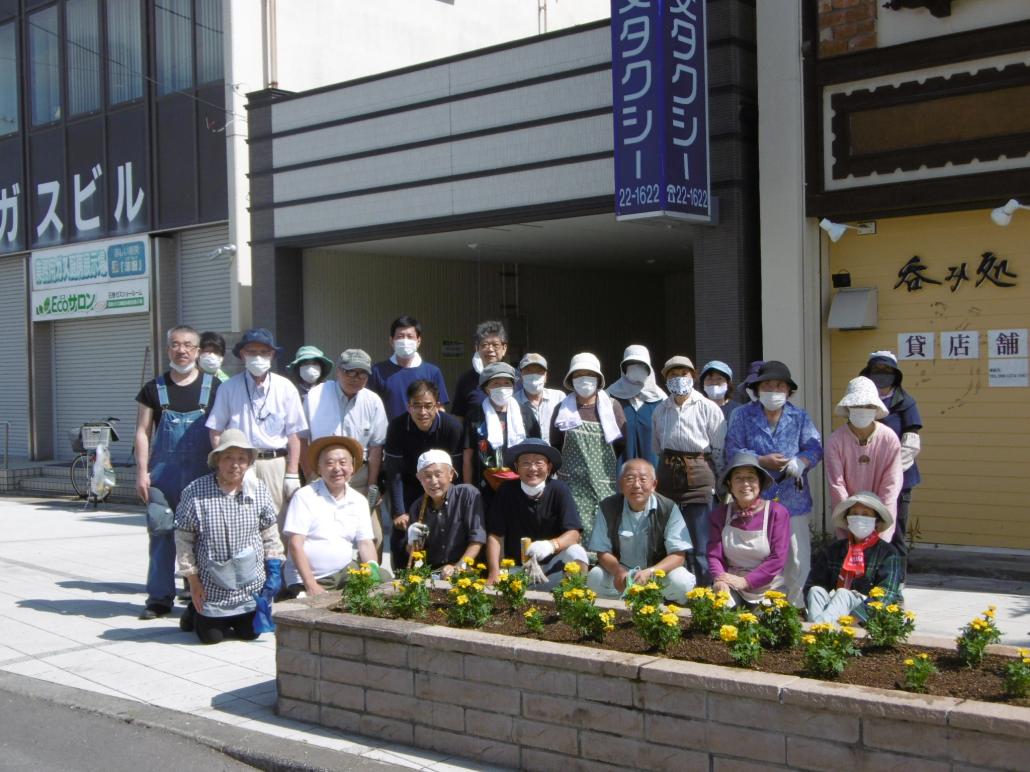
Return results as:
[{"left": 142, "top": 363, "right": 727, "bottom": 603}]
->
[
  {"left": 274, "top": 604, "right": 1030, "bottom": 771},
  {"left": 818, "top": 0, "right": 877, "bottom": 58}
]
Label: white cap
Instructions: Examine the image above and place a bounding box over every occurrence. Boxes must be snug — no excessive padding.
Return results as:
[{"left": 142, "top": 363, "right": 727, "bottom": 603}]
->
[{"left": 416, "top": 449, "right": 453, "bottom": 473}]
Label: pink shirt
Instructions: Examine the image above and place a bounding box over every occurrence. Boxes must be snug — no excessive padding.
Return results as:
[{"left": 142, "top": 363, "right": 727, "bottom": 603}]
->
[{"left": 825, "top": 423, "right": 902, "bottom": 542}]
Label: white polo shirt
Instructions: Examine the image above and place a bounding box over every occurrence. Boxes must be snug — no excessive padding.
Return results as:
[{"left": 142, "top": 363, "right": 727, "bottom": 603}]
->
[
  {"left": 205, "top": 371, "right": 308, "bottom": 450},
  {"left": 303, "top": 381, "right": 388, "bottom": 455},
  {"left": 282, "top": 479, "right": 374, "bottom": 585}
]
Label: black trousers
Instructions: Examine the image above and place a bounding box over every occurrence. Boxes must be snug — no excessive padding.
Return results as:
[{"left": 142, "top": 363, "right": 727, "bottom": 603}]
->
[{"left": 194, "top": 609, "right": 258, "bottom": 645}]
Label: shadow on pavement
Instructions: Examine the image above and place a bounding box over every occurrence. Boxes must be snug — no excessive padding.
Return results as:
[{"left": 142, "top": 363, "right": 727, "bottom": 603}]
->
[
  {"left": 57, "top": 580, "right": 146, "bottom": 595},
  {"left": 17, "top": 598, "right": 149, "bottom": 620}
]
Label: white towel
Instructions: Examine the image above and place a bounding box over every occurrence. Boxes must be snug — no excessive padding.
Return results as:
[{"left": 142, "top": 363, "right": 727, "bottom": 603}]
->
[
  {"left": 484, "top": 398, "right": 527, "bottom": 450},
  {"left": 554, "top": 391, "right": 622, "bottom": 444}
]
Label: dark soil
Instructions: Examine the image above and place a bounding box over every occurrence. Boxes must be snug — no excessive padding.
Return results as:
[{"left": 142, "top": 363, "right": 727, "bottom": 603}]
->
[{"left": 330, "top": 590, "right": 1029, "bottom": 706}]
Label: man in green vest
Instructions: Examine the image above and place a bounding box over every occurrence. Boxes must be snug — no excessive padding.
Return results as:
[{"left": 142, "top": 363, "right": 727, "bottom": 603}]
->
[{"left": 586, "top": 459, "right": 696, "bottom": 603}]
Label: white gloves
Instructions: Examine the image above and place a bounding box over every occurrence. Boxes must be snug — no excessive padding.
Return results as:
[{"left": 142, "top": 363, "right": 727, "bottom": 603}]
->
[
  {"left": 367, "top": 484, "right": 380, "bottom": 509},
  {"left": 900, "top": 432, "right": 921, "bottom": 471},
  {"left": 283, "top": 474, "right": 301, "bottom": 501},
  {"left": 782, "top": 457, "right": 805, "bottom": 479},
  {"left": 407, "top": 522, "right": 429, "bottom": 544},
  {"left": 526, "top": 540, "right": 555, "bottom": 561}
]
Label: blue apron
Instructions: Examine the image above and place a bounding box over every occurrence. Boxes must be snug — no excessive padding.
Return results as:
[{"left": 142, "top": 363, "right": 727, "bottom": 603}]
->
[{"left": 148, "top": 373, "right": 214, "bottom": 516}]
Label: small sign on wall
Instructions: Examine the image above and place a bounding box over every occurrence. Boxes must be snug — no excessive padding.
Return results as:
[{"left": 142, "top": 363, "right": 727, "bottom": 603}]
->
[
  {"left": 440, "top": 340, "right": 465, "bottom": 359},
  {"left": 988, "top": 359, "right": 1029, "bottom": 388},
  {"left": 987, "top": 329, "right": 1027, "bottom": 358},
  {"left": 940, "top": 331, "right": 979, "bottom": 360},
  {"left": 897, "top": 332, "right": 934, "bottom": 361}
]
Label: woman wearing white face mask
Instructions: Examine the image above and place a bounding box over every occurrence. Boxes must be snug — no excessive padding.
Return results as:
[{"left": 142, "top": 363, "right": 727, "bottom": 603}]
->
[
  {"left": 514, "top": 353, "right": 566, "bottom": 444},
  {"left": 825, "top": 377, "right": 902, "bottom": 544},
  {"left": 606, "top": 345, "right": 666, "bottom": 468},
  {"left": 463, "top": 362, "right": 540, "bottom": 506},
  {"left": 198, "top": 331, "right": 230, "bottom": 382},
  {"left": 724, "top": 360, "right": 823, "bottom": 608},
  {"left": 805, "top": 492, "right": 904, "bottom": 624},
  {"left": 550, "top": 353, "right": 627, "bottom": 536},
  {"left": 286, "top": 345, "right": 334, "bottom": 397},
  {"left": 699, "top": 360, "right": 740, "bottom": 421}
]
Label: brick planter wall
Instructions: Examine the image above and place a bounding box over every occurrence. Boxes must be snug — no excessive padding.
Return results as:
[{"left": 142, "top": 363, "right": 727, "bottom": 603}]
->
[{"left": 274, "top": 596, "right": 1030, "bottom": 771}]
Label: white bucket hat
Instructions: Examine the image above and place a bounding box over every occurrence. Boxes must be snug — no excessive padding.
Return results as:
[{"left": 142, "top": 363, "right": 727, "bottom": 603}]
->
[
  {"left": 564, "top": 352, "right": 605, "bottom": 390},
  {"left": 834, "top": 376, "right": 888, "bottom": 420},
  {"left": 207, "top": 428, "right": 257, "bottom": 468},
  {"left": 831, "top": 491, "right": 894, "bottom": 533},
  {"left": 620, "top": 344, "right": 652, "bottom": 375}
]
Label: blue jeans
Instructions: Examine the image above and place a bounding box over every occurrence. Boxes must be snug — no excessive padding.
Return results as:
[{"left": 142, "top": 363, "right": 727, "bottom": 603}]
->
[
  {"left": 146, "top": 528, "right": 177, "bottom": 609},
  {"left": 681, "top": 502, "right": 710, "bottom": 586}
]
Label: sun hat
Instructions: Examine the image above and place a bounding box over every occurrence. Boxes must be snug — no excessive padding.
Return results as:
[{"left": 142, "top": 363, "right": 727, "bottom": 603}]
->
[
  {"left": 479, "top": 361, "right": 518, "bottom": 388},
  {"left": 502, "top": 437, "right": 562, "bottom": 472},
  {"left": 232, "top": 328, "right": 284, "bottom": 359},
  {"left": 831, "top": 491, "right": 894, "bottom": 532},
  {"left": 416, "top": 449, "right": 454, "bottom": 473},
  {"left": 741, "top": 360, "right": 766, "bottom": 394},
  {"left": 338, "top": 348, "right": 372, "bottom": 374},
  {"left": 563, "top": 353, "right": 605, "bottom": 390},
  {"left": 208, "top": 429, "right": 257, "bottom": 468},
  {"left": 518, "top": 353, "right": 548, "bottom": 371},
  {"left": 305, "top": 435, "right": 364, "bottom": 475},
  {"left": 287, "top": 344, "right": 333, "bottom": 376},
  {"left": 834, "top": 376, "right": 889, "bottom": 420},
  {"left": 620, "top": 344, "right": 653, "bottom": 374},
  {"left": 700, "top": 360, "right": 733, "bottom": 382},
  {"left": 661, "top": 355, "right": 695, "bottom": 379},
  {"left": 860, "top": 350, "right": 904, "bottom": 388},
  {"left": 717, "top": 452, "right": 775, "bottom": 496},
  {"left": 752, "top": 360, "right": 798, "bottom": 392}
]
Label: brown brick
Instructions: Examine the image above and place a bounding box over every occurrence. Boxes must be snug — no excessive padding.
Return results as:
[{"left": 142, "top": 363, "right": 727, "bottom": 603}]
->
[
  {"left": 522, "top": 694, "right": 643, "bottom": 737},
  {"left": 708, "top": 694, "right": 859, "bottom": 743},
  {"left": 275, "top": 626, "right": 310, "bottom": 652},
  {"left": 514, "top": 718, "right": 579, "bottom": 755},
  {"left": 820, "top": 39, "right": 849, "bottom": 58},
  {"left": 818, "top": 0, "right": 833, "bottom": 13},
  {"left": 848, "top": 33, "right": 876, "bottom": 51},
  {"left": 360, "top": 714, "right": 413, "bottom": 745},
  {"left": 833, "top": 0, "right": 864, "bottom": 9},
  {"left": 644, "top": 713, "right": 707, "bottom": 750},
  {"left": 414, "top": 672, "right": 522, "bottom": 715},
  {"left": 707, "top": 721, "right": 785, "bottom": 764},
  {"left": 414, "top": 725, "right": 520, "bottom": 768},
  {"left": 464, "top": 655, "right": 517, "bottom": 687},
  {"left": 520, "top": 748, "right": 627, "bottom": 772},
  {"left": 819, "top": 9, "right": 845, "bottom": 27},
  {"left": 863, "top": 717, "right": 948, "bottom": 758},
  {"left": 364, "top": 639, "right": 408, "bottom": 667},
  {"left": 948, "top": 726, "right": 1030, "bottom": 770},
  {"left": 320, "top": 705, "right": 360, "bottom": 734},
  {"left": 466, "top": 709, "right": 514, "bottom": 742},
  {"left": 842, "top": 5, "right": 872, "bottom": 22},
  {"left": 713, "top": 758, "right": 789, "bottom": 772},
  {"left": 365, "top": 689, "right": 418, "bottom": 721},
  {"left": 410, "top": 646, "right": 464, "bottom": 678},
  {"left": 580, "top": 730, "right": 702, "bottom": 772},
  {"left": 277, "top": 673, "right": 316, "bottom": 702},
  {"left": 320, "top": 681, "right": 364, "bottom": 711},
  {"left": 786, "top": 736, "right": 949, "bottom": 772},
  {"left": 276, "top": 650, "right": 320, "bottom": 678},
  {"left": 634, "top": 681, "right": 706, "bottom": 717},
  {"left": 517, "top": 663, "right": 577, "bottom": 695},
  {"left": 276, "top": 696, "right": 318, "bottom": 724},
  {"left": 316, "top": 631, "right": 362, "bottom": 660},
  {"left": 579, "top": 673, "right": 634, "bottom": 706}
]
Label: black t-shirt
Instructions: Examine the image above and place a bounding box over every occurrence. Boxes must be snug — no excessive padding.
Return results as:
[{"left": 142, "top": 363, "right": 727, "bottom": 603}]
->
[
  {"left": 486, "top": 478, "right": 582, "bottom": 561},
  {"left": 136, "top": 371, "right": 220, "bottom": 427},
  {"left": 383, "top": 412, "right": 465, "bottom": 517},
  {"left": 450, "top": 368, "right": 483, "bottom": 418}
]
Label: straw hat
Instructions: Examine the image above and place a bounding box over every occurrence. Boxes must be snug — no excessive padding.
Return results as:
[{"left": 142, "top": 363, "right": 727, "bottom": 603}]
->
[{"left": 306, "top": 435, "right": 364, "bottom": 474}]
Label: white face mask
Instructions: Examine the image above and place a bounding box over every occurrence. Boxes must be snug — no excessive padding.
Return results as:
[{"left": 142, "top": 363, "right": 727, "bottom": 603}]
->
[
  {"left": 667, "top": 376, "right": 694, "bottom": 396},
  {"left": 572, "top": 376, "right": 598, "bottom": 398},
  {"left": 299, "top": 363, "right": 322, "bottom": 384},
  {"left": 488, "top": 386, "right": 513, "bottom": 407},
  {"left": 393, "top": 338, "right": 418, "bottom": 358},
  {"left": 705, "top": 383, "right": 728, "bottom": 400},
  {"left": 625, "top": 364, "right": 649, "bottom": 385},
  {"left": 847, "top": 514, "right": 878, "bottom": 540},
  {"left": 169, "top": 360, "right": 195, "bottom": 375},
  {"left": 759, "top": 391, "right": 787, "bottom": 411},
  {"left": 245, "top": 355, "right": 272, "bottom": 377},
  {"left": 521, "top": 479, "right": 546, "bottom": 497},
  {"left": 521, "top": 373, "right": 545, "bottom": 395},
  {"left": 198, "top": 353, "right": 222, "bottom": 374},
  {"left": 849, "top": 407, "right": 877, "bottom": 429}
]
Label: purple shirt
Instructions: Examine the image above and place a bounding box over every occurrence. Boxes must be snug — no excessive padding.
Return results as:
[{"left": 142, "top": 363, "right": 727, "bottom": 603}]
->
[{"left": 707, "top": 500, "right": 791, "bottom": 591}]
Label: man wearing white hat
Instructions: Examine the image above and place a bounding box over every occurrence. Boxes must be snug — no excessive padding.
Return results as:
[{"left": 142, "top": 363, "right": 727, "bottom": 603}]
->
[
  {"left": 406, "top": 450, "right": 486, "bottom": 578},
  {"left": 514, "top": 353, "right": 566, "bottom": 446},
  {"left": 825, "top": 376, "right": 903, "bottom": 543}
]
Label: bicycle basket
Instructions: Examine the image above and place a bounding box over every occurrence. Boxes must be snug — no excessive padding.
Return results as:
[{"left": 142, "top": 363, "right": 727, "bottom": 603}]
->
[
  {"left": 68, "top": 429, "right": 85, "bottom": 454},
  {"left": 80, "top": 424, "right": 113, "bottom": 450}
]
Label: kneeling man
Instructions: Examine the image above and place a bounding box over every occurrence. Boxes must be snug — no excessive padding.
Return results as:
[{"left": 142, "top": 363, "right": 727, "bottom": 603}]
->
[{"left": 587, "top": 459, "right": 696, "bottom": 603}]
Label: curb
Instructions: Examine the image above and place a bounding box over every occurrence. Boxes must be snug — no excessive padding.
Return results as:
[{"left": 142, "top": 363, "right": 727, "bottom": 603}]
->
[{"left": 0, "top": 671, "right": 405, "bottom": 772}]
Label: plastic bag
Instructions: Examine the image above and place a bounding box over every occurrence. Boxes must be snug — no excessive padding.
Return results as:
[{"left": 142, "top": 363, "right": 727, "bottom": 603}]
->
[{"left": 90, "top": 444, "right": 116, "bottom": 499}]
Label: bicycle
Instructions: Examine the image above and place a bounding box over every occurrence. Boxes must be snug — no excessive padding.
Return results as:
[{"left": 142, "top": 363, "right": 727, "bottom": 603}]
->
[{"left": 69, "top": 418, "right": 120, "bottom": 507}]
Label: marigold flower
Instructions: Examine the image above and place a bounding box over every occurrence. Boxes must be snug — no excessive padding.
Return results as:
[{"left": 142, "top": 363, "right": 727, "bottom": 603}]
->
[
  {"left": 407, "top": 575, "right": 423, "bottom": 585},
  {"left": 497, "top": 570, "right": 509, "bottom": 581},
  {"left": 868, "top": 586, "right": 886, "bottom": 598},
  {"left": 666, "top": 604, "right": 680, "bottom": 614},
  {"left": 841, "top": 626, "right": 857, "bottom": 637},
  {"left": 905, "top": 611, "right": 916, "bottom": 621},
  {"left": 653, "top": 569, "right": 666, "bottom": 578},
  {"left": 918, "top": 653, "right": 930, "bottom": 660},
  {"left": 867, "top": 601, "right": 884, "bottom": 611},
  {"left": 564, "top": 562, "right": 581, "bottom": 575},
  {"left": 714, "top": 598, "right": 728, "bottom": 609},
  {"left": 628, "top": 585, "right": 644, "bottom": 595},
  {"left": 639, "top": 605, "right": 657, "bottom": 615},
  {"left": 462, "top": 556, "right": 474, "bottom": 565},
  {"left": 510, "top": 580, "right": 524, "bottom": 591},
  {"left": 738, "top": 612, "right": 758, "bottom": 625},
  {"left": 475, "top": 563, "right": 487, "bottom": 571},
  {"left": 457, "top": 577, "right": 472, "bottom": 588},
  {"left": 473, "top": 581, "right": 486, "bottom": 592},
  {"left": 764, "top": 590, "right": 786, "bottom": 600},
  {"left": 661, "top": 613, "right": 679, "bottom": 626},
  {"left": 686, "top": 588, "right": 709, "bottom": 600},
  {"left": 984, "top": 606, "right": 996, "bottom": 619},
  {"left": 885, "top": 604, "right": 900, "bottom": 614},
  {"left": 719, "top": 624, "right": 738, "bottom": 643},
  {"left": 410, "top": 550, "right": 425, "bottom": 561},
  {"left": 524, "top": 608, "right": 538, "bottom": 619},
  {"left": 773, "top": 599, "right": 789, "bottom": 609},
  {"left": 837, "top": 615, "right": 856, "bottom": 626},
  {"left": 456, "top": 594, "right": 469, "bottom": 605},
  {"left": 584, "top": 589, "right": 596, "bottom": 601},
  {"left": 600, "top": 610, "right": 615, "bottom": 622},
  {"left": 802, "top": 634, "right": 816, "bottom": 645},
  {"left": 1022, "top": 658, "right": 1030, "bottom": 666},
  {"left": 501, "top": 558, "right": 516, "bottom": 568},
  {"left": 1018, "top": 648, "right": 1029, "bottom": 658},
  {"left": 645, "top": 582, "right": 660, "bottom": 591},
  {"left": 715, "top": 590, "right": 731, "bottom": 601},
  {"left": 904, "top": 658, "right": 915, "bottom": 666},
  {"left": 392, "top": 580, "right": 402, "bottom": 590}
]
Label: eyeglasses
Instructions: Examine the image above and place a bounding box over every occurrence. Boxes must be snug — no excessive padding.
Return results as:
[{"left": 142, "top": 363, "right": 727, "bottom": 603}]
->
[
  {"left": 479, "top": 341, "right": 506, "bottom": 350},
  {"left": 169, "top": 342, "right": 198, "bottom": 351},
  {"left": 342, "top": 370, "right": 369, "bottom": 379},
  {"left": 409, "top": 402, "right": 438, "bottom": 412},
  {"left": 517, "top": 459, "right": 549, "bottom": 470}
]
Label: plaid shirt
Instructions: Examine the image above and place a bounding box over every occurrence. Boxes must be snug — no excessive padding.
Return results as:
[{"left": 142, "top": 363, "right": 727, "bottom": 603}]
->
[
  {"left": 175, "top": 472, "right": 282, "bottom": 615},
  {"left": 804, "top": 537, "right": 904, "bottom": 622}
]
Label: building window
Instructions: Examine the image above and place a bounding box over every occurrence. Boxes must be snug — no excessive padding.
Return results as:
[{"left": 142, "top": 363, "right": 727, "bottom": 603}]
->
[
  {"left": 29, "top": 5, "right": 61, "bottom": 125},
  {"left": 156, "top": 0, "right": 192, "bottom": 95},
  {"left": 107, "top": 0, "right": 142, "bottom": 104},
  {"left": 0, "top": 22, "right": 16, "bottom": 136},
  {"left": 195, "top": 0, "right": 222, "bottom": 85},
  {"left": 66, "top": 0, "right": 101, "bottom": 115}
]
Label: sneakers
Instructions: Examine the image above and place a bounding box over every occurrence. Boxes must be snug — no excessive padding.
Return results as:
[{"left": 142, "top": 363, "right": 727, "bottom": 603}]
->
[{"left": 138, "top": 604, "right": 171, "bottom": 620}]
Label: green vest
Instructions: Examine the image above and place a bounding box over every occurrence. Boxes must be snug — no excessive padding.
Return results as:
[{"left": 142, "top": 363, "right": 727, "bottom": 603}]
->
[{"left": 598, "top": 492, "right": 676, "bottom": 567}]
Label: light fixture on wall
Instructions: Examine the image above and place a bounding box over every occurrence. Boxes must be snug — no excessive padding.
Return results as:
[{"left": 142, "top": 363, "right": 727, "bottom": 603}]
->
[
  {"left": 990, "top": 199, "right": 1030, "bottom": 227},
  {"left": 819, "top": 218, "right": 877, "bottom": 243}
]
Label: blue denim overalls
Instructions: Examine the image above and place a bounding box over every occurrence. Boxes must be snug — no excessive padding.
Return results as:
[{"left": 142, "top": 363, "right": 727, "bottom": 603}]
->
[{"left": 145, "top": 373, "right": 213, "bottom": 608}]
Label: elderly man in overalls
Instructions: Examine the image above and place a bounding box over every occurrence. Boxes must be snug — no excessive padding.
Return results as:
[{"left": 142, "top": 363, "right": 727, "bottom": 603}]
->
[{"left": 134, "top": 325, "right": 220, "bottom": 621}]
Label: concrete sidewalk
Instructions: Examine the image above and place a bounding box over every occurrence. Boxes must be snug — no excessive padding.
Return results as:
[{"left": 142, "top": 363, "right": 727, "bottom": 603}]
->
[{"left": 0, "top": 495, "right": 1028, "bottom": 769}]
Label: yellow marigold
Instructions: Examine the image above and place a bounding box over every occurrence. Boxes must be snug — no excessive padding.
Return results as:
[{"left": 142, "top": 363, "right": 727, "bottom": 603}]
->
[
  {"left": 475, "top": 563, "right": 487, "bottom": 571},
  {"left": 473, "top": 581, "right": 486, "bottom": 592},
  {"left": 885, "top": 604, "right": 900, "bottom": 614},
  {"left": 810, "top": 623, "right": 833, "bottom": 634},
  {"left": 497, "top": 571, "right": 509, "bottom": 582},
  {"left": 566, "top": 588, "right": 584, "bottom": 600},
  {"left": 1022, "top": 658, "right": 1030, "bottom": 666},
  {"left": 524, "top": 608, "right": 539, "bottom": 619},
  {"left": 917, "top": 653, "right": 930, "bottom": 660},
  {"left": 764, "top": 590, "right": 786, "bottom": 600},
  {"left": 773, "top": 599, "right": 790, "bottom": 609},
  {"left": 661, "top": 613, "right": 679, "bottom": 627},
  {"left": 719, "top": 624, "right": 738, "bottom": 643},
  {"left": 510, "top": 580, "right": 524, "bottom": 591},
  {"left": 837, "top": 615, "right": 856, "bottom": 626},
  {"left": 628, "top": 585, "right": 645, "bottom": 596},
  {"left": 462, "top": 556, "right": 475, "bottom": 565},
  {"left": 653, "top": 569, "right": 666, "bottom": 578},
  {"left": 714, "top": 599, "right": 727, "bottom": 609},
  {"left": 802, "top": 634, "right": 817, "bottom": 645},
  {"left": 645, "top": 582, "right": 660, "bottom": 591},
  {"left": 686, "top": 587, "right": 711, "bottom": 600},
  {"left": 868, "top": 586, "right": 886, "bottom": 598},
  {"left": 984, "top": 606, "right": 996, "bottom": 619},
  {"left": 392, "top": 580, "right": 402, "bottom": 590},
  {"left": 841, "top": 626, "right": 857, "bottom": 637},
  {"left": 501, "top": 558, "right": 516, "bottom": 568},
  {"left": 666, "top": 604, "right": 680, "bottom": 614},
  {"left": 1018, "top": 648, "right": 1030, "bottom": 658},
  {"left": 600, "top": 610, "right": 616, "bottom": 622},
  {"left": 407, "top": 575, "right": 423, "bottom": 585},
  {"left": 639, "top": 605, "right": 657, "bottom": 615},
  {"left": 867, "top": 601, "right": 884, "bottom": 611},
  {"left": 904, "top": 658, "right": 915, "bottom": 666},
  {"left": 715, "top": 590, "right": 732, "bottom": 601},
  {"left": 584, "top": 589, "right": 597, "bottom": 601},
  {"left": 457, "top": 577, "right": 472, "bottom": 588},
  {"left": 737, "top": 612, "right": 759, "bottom": 625},
  {"left": 410, "top": 550, "right": 425, "bottom": 561},
  {"left": 456, "top": 594, "right": 469, "bottom": 605},
  {"left": 564, "top": 562, "right": 581, "bottom": 575},
  {"left": 905, "top": 611, "right": 916, "bottom": 621}
]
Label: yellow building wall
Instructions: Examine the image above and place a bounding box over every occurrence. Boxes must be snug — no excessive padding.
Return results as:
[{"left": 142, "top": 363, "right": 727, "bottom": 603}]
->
[{"left": 828, "top": 209, "right": 1030, "bottom": 549}]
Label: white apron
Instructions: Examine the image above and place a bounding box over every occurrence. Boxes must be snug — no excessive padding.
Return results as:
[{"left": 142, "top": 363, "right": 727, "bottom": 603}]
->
[{"left": 721, "top": 500, "right": 786, "bottom": 604}]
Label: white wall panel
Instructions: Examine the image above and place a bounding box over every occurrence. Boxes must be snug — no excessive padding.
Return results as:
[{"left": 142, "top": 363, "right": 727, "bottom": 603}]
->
[
  {"left": 451, "top": 158, "right": 613, "bottom": 213},
  {"left": 179, "top": 224, "right": 233, "bottom": 333},
  {"left": 0, "top": 257, "right": 29, "bottom": 458}
]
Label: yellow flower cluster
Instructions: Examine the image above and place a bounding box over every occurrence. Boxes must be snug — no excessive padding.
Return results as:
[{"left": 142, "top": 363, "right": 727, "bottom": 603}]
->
[
  {"left": 348, "top": 564, "right": 373, "bottom": 577},
  {"left": 639, "top": 604, "right": 657, "bottom": 615},
  {"left": 772, "top": 599, "right": 790, "bottom": 609},
  {"left": 763, "top": 590, "right": 787, "bottom": 600},
  {"left": 801, "top": 634, "right": 816, "bottom": 645},
  {"left": 737, "top": 612, "right": 759, "bottom": 625},
  {"left": 666, "top": 604, "right": 680, "bottom": 614},
  {"left": 462, "top": 556, "right": 475, "bottom": 565},
  {"left": 564, "top": 587, "right": 587, "bottom": 601},
  {"left": 687, "top": 587, "right": 714, "bottom": 600},
  {"left": 407, "top": 575, "right": 423, "bottom": 585},
  {"left": 867, "top": 601, "right": 884, "bottom": 611},
  {"left": 885, "top": 604, "right": 900, "bottom": 614},
  {"left": 564, "top": 562, "right": 581, "bottom": 575},
  {"left": 985, "top": 605, "right": 997, "bottom": 619},
  {"left": 644, "top": 582, "right": 660, "bottom": 591},
  {"left": 719, "top": 624, "right": 738, "bottom": 643},
  {"left": 600, "top": 609, "right": 616, "bottom": 632},
  {"left": 627, "top": 585, "right": 645, "bottom": 596},
  {"left": 969, "top": 618, "right": 992, "bottom": 632},
  {"left": 653, "top": 569, "right": 666, "bottom": 578},
  {"left": 410, "top": 550, "right": 426, "bottom": 562},
  {"left": 903, "top": 652, "right": 931, "bottom": 667},
  {"left": 455, "top": 594, "right": 469, "bottom": 606},
  {"left": 501, "top": 558, "right": 516, "bottom": 568},
  {"left": 660, "top": 612, "right": 679, "bottom": 627},
  {"left": 837, "top": 615, "right": 856, "bottom": 626},
  {"left": 810, "top": 622, "right": 834, "bottom": 634},
  {"left": 476, "top": 563, "right": 487, "bottom": 571},
  {"left": 456, "top": 577, "right": 472, "bottom": 589},
  {"left": 868, "top": 586, "right": 886, "bottom": 599},
  {"left": 524, "top": 608, "right": 539, "bottom": 620}
]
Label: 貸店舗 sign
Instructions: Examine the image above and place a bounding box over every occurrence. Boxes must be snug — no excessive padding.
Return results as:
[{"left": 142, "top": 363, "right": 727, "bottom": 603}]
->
[{"left": 30, "top": 237, "right": 150, "bottom": 321}]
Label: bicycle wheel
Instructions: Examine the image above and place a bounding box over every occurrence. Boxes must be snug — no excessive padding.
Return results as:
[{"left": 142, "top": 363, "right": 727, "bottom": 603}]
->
[{"left": 70, "top": 454, "right": 90, "bottom": 498}]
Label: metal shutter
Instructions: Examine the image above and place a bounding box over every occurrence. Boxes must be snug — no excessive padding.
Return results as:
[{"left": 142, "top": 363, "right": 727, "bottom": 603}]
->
[
  {"left": 52, "top": 313, "right": 152, "bottom": 461},
  {"left": 178, "top": 224, "right": 232, "bottom": 331},
  {"left": 0, "top": 257, "right": 29, "bottom": 458}
]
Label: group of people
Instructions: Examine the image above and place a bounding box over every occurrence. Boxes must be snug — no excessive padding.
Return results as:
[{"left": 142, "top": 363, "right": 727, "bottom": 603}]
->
[{"left": 134, "top": 316, "right": 922, "bottom": 643}]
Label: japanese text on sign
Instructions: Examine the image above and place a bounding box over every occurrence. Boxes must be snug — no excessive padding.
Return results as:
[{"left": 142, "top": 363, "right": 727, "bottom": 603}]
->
[{"left": 895, "top": 252, "right": 1018, "bottom": 293}]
